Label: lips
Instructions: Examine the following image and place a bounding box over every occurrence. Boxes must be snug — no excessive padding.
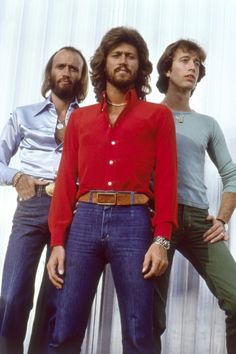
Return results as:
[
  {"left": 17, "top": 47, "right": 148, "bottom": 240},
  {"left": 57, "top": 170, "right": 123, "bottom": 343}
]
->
[
  {"left": 58, "top": 78, "right": 72, "bottom": 84},
  {"left": 115, "top": 66, "right": 130, "bottom": 74},
  {"left": 185, "top": 74, "right": 195, "bottom": 81}
]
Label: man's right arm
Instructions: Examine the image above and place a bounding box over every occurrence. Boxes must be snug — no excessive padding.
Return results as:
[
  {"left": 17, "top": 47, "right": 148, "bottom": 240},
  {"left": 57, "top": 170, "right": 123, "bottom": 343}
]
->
[{"left": 0, "top": 111, "right": 22, "bottom": 185}]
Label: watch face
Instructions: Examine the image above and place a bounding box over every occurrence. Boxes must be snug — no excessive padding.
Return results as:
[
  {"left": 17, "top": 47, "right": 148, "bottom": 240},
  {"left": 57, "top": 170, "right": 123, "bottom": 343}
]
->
[{"left": 56, "top": 122, "right": 64, "bottom": 130}]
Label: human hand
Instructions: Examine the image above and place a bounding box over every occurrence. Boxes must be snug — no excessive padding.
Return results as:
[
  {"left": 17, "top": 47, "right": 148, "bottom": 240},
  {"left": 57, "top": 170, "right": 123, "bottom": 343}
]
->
[
  {"left": 15, "top": 174, "right": 48, "bottom": 201},
  {"left": 203, "top": 215, "right": 228, "bottom": 243},
  {"left": 47, "top": 246, "right": 65, "bottom": 289},
  {"left": 142, "top": 243, "right": 168, "bottom": 279}
]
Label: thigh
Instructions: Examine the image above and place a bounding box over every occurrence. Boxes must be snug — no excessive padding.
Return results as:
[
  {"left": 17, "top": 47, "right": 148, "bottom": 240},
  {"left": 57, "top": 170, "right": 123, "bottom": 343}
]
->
[
  {"left": 50, "top": 203, "right": 106, "bottom": 347},
  {"left": 108, "top": 206, "right": 154, "bottom": 351},
  {"left": 179, "top": 207, "right": 236, "bottom": 312},
  {"left": 1, "top": 197, "right": 51, "bottom": 298}
]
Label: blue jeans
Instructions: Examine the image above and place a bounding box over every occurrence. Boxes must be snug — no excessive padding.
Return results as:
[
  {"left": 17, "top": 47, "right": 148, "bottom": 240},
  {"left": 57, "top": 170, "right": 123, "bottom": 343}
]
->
[
  {"left": 153, "top": 205, "right": 236, "bottom": 354},
  {"left": 48, "top": 202, "right": 155, "bottom": 354},
  {"left": 0, "top": 195, "right": 51, "bottom": 354}
]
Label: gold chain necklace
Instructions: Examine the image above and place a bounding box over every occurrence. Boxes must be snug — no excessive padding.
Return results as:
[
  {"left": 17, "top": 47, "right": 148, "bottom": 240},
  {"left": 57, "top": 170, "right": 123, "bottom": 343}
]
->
[{"left": 107, "top": 100, "right": 127, "bottom": 107}]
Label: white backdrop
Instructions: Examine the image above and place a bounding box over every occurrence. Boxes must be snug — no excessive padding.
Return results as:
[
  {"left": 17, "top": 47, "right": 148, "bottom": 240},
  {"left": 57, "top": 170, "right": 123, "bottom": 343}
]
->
[{"left": 0, "top": 0, "right": 236, "bottom": 353}]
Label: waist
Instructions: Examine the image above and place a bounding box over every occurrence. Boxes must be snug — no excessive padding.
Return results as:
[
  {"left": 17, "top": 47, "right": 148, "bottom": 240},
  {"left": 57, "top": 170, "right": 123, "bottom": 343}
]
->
[
  {"left": 78, "top": 191, "right": 149, "bottom": 206},
  {"left": 35, "top": 183, "right": 55, "bottom": 197}
]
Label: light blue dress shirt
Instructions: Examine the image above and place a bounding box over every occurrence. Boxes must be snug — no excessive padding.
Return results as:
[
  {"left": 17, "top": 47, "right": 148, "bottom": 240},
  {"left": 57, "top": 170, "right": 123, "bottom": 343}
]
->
[{"left": 0, "top": 97, "right": 79, "bottom": 185}]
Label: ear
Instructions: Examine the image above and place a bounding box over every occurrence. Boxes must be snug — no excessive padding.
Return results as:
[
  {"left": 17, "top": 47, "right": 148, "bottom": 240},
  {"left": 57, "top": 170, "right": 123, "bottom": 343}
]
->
[{"left": 165, "top": 70, "right": 171, "bottom": 77}]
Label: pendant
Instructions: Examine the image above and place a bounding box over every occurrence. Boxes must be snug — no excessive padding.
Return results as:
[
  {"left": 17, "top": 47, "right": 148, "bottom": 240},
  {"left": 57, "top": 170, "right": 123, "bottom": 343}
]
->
[
  {"left": 56, "top": 122, "right": 64, "bottom": 130},
  {"left": 175, "top": 114, "right": 184, "bottom": 123}
]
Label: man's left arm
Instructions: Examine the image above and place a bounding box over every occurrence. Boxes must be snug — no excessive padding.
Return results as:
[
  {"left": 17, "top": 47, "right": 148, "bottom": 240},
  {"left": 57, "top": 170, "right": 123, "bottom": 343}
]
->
[
  {"left": 203, "top": 192, "right": 236, "bottom": 243},
  {"left": 204, "top": 119, "right": 236, "bottom": 243}
]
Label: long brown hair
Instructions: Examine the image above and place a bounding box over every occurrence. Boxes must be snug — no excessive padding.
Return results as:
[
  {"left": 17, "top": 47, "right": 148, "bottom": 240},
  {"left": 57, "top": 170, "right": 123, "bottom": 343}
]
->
[
  {"left": 41, "top": 46, "right": 88, "bottom": 102},
  {"left": 90, "top": 27, "right": 153, "bottom": 101}
]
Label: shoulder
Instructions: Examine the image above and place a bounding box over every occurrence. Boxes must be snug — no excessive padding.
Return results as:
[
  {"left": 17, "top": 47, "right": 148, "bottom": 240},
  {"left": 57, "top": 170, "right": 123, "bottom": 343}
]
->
[
  {"left": 191, "top": 111, "right": 221, "bottom": 130},
  {"left": 138, "top": 100, "right": 173, "bottom": 118},
  {"left": 69, "top": 103, "right": 100, "bottom": 126},
  {"left": 15, "top": 100, "right": 48, "bottom": 116},
  {"left": 191, "top": 111, "right": 215, "bottom": 123},
  {"left": 71, "top": 103, "right": 100, "bottom": 116}
]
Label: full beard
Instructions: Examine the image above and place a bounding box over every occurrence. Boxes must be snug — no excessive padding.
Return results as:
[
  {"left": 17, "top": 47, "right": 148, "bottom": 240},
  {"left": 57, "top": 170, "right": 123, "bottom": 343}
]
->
[
  {"left": 106, "top": 68, "right": 137, "bottom": 91},
  {"left": 49, "top": 77, "right": 80, "bottom": 100}
]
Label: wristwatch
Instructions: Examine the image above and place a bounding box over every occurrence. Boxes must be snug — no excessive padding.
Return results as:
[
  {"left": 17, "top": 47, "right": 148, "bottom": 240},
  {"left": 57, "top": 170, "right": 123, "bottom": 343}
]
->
[{"left": 153, "top": 236, "right": 170, "bottom": 250}]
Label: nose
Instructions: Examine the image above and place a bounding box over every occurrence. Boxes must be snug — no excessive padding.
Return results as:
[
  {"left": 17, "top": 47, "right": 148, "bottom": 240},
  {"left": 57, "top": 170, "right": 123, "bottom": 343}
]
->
[
  {"left": 62, "top": 66, "right": 70, "bottom": 76},
  {"left": 119, "top": 53, "right": 127, "bottom": 64},
  {"left": 189, "top": 60, "right": 196, "bottom": 72}
]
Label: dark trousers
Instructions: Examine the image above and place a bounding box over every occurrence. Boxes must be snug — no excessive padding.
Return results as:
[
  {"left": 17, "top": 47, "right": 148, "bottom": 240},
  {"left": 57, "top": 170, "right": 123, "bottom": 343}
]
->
[
  {"left": 0, "top": 195, "right": 51, "bottom": 354},
  {"left": 153, "top": 204, "right": 236, "bottom": 354}
]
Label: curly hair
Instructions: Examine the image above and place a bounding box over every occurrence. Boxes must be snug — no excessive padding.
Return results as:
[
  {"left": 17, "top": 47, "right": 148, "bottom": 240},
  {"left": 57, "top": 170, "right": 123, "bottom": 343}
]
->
[
  {"left": 156, "top": 39, "right": 206, "bottom": 94},
  {"left": 41, "top": 46, "right": 88, "bottom": 103},
  {"left": 90, "top": 27, "right": 153, "bottom": 101}
]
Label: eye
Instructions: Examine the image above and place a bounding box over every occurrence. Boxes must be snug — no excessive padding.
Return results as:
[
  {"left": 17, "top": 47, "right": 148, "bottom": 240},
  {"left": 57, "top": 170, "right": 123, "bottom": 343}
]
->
[
  {"left": 57, "top": 64, "right": 65, "bottom": 70},
  {"left": 127, "top": 54, "right": 136, "bottom": 59},
  {"left": 70, "top": 66, "right": 79, "bottom": 73}
]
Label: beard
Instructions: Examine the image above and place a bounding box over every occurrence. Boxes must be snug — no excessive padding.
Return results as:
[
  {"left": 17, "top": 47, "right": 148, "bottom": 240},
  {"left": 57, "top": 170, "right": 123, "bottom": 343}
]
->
[
  {"left": 105, "top": 66, "right": 138, "bottom": 90},
  {"left": 49, "top": 75, "right": 80, "bottom": 100}
]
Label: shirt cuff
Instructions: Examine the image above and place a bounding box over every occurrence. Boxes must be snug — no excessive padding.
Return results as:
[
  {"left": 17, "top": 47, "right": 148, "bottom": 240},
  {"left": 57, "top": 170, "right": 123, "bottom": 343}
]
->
[{"left": 154, "top": 223, "right": 172, "bottom": 240}]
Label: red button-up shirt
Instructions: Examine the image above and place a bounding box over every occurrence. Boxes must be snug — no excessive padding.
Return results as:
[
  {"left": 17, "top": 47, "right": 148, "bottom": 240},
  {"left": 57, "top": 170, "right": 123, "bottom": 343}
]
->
[{"left": 49, "top": 90, "right": 178, "bottom": 245}]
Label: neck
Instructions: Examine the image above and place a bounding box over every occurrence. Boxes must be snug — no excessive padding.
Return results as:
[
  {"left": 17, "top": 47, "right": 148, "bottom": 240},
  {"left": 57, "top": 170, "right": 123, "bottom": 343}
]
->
[
  {"left": 106, "top": 82, "right": 131, "bottom": 106},
  {"left": 163, "top": 88, "right": 192, "bottom": 112},
  {"left": 51, "top": 92, "right": 74, "bottom": 116}
]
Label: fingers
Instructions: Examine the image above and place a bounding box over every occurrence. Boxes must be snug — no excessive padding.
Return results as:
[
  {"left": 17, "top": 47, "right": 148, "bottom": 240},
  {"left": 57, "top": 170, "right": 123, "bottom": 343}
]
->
[
  {"left": 142, "top": 244, "right": 168, "bottom": 279},
  {"left": 206, "top": 214, "right": 214, "bottom": 221},
  {"left": 16, "top": 174, "right": 37, "bottom": 200},
  {"left": 47, "top": 246, "right": 65, "bottom": 289},
  {"left": 203, "top": 218, "right": 227, "bottom": 243},
  {"left": 35, "top": 178, "right": 50, "bottom": 185},
  {"left": 17, "top": 176, "right": 50, "bottom": 201}
]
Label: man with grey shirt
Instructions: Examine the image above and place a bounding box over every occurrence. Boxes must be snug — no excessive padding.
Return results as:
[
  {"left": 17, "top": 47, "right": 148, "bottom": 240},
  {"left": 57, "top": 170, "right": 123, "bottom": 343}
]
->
[
  {"left": 0, "top": 46, "right": 88, "bottom": 354},
  {"left": 153, "top": 39, "right": 236, "bottom": 354}
]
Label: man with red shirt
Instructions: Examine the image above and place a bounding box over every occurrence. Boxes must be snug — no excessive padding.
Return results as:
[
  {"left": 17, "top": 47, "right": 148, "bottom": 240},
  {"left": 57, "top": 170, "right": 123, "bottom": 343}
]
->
[{"left": 47, "top": 26, "right": 178, "bottom": 354}]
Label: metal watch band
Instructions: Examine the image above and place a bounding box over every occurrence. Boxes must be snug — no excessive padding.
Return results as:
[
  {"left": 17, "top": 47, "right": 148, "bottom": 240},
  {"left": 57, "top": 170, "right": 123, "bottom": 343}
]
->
[{"left": 152, "top": 236, "right": 170, "bottom": 250}]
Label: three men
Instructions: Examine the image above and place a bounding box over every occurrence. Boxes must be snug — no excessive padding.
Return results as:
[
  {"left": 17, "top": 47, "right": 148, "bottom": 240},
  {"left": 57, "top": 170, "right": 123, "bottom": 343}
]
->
[
  {"left": 0, "top": 46, "right": 88, "bottom": 354},
  {"left": 153, "top": 39, "right": 236, "bottom": 354},
  {"left": 47, "top": 27, "right": 178, "bottom": 353}
]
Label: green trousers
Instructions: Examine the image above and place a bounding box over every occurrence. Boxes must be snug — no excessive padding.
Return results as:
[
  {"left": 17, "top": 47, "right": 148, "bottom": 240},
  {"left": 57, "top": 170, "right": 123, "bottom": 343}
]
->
[{"left": 153, "top": 204, "right": 236, "bottom": 354}]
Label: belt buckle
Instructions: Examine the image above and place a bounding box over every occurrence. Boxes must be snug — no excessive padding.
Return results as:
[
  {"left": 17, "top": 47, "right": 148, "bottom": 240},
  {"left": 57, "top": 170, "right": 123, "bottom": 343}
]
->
[
  {"left": 45, "top": 183, "right": 55, "bottom": 197},
  {"left": 97, "top": 192, "right": 117, "bottom": 205}
]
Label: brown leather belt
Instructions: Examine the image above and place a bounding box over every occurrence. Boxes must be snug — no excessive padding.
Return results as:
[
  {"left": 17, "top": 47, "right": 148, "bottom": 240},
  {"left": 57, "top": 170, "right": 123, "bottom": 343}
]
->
[
  {"left": 78, "top": 192, "right": 149, "bottom": 206},
  {"left": 35, "top": 183, "right": 55, "bottom": 197}
]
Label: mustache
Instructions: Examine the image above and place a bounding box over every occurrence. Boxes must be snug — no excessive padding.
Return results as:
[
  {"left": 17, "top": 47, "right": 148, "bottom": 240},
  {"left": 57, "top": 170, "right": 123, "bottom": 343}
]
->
[
  {"left": 58, "top": 78, "right": 73, "bottom": 84},
  {"left": 114, "top": 65, "right": 131, "bottom": 74}
]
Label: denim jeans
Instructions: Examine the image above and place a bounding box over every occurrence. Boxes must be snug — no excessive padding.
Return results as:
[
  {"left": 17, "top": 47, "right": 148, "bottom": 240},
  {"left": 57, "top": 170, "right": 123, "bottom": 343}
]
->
[
  {"left": 48, "top": 202, "right": 155, "bottom": 354},
  {"left": 0, "top": 195, "right": 51, "bottom": 354},
  {"left": 153, "top": 204, "right": 236, "bottom": 354}
]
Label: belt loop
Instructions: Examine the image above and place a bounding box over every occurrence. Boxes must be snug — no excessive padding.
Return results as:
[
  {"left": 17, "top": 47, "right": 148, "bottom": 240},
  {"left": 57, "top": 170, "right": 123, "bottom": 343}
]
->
[
  {"left": 131, "top": 192, "right": 135, "bottom": 205},
  {"left": 89, "top": 191, "right": 93, "bottom": 203},
  {"left": 36, "top": 185, "right": 42, "bottom": 197}
]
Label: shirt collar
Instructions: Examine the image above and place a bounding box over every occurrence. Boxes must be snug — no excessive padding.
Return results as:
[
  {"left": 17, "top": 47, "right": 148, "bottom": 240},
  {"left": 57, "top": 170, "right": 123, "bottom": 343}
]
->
[
  {"left": 100, "top": 89, "right": 140, "bottom": 112},
  {"left": 34, "top": 96, "right": 79, "bottom": 116}
]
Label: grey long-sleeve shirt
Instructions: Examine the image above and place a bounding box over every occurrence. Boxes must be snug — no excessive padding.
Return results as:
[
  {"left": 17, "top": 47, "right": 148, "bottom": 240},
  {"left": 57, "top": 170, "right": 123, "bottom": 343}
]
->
[{"left": 174, "top": 110, "right": 236, "bottom": 208}]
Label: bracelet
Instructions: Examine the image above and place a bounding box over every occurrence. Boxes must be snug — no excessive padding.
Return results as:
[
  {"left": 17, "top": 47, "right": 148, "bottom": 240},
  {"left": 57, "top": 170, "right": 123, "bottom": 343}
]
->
[
  {"left": 216, "top": 218, "right": 225, "bottom": 225},
  {"left": 12, "top": 172, "right": 24, "bottom": 187},
  {"left": 216, "top": 218, "right": 228, "bottom": 232},
  {"left": 153, "top": 236, "right": 170, "bottom": 250}
]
